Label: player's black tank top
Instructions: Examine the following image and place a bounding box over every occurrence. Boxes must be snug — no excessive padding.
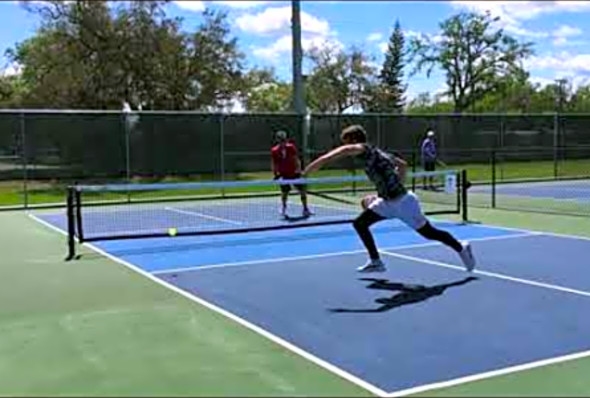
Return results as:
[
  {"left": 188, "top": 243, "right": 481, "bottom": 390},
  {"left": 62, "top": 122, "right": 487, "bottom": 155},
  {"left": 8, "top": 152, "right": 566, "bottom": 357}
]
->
[{"left": 359, "top": 144, "right": 407, "bottom": 199}]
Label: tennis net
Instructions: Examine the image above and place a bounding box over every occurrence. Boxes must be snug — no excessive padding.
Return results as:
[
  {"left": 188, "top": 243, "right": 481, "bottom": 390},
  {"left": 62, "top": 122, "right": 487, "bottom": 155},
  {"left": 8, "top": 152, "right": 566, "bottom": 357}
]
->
[{"left": 65, "top": 169, "right": 468, "bottom": 259}]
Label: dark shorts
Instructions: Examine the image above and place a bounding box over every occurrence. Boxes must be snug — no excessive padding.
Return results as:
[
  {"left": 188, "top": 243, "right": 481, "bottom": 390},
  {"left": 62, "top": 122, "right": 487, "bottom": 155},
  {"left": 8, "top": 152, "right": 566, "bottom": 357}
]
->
[
  {"left": 424, "top": 160, "right": 436, "bottom": 172},
  {"left": 279, "top": 173, "right": 306, "bottom": 194}
]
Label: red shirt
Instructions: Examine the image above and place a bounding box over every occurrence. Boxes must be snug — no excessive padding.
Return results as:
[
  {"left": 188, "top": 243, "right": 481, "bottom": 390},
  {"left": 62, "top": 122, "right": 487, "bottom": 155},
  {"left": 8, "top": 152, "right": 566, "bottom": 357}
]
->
[{"left": 271, "top": 142, "right": 299, "bottom": 177}]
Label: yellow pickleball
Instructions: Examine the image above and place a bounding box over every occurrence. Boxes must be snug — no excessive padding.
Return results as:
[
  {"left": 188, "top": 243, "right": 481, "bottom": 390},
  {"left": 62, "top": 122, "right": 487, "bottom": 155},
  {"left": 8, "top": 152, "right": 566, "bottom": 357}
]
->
[{"left": 168, "top": 228, "right": 178, "bottom": 237}]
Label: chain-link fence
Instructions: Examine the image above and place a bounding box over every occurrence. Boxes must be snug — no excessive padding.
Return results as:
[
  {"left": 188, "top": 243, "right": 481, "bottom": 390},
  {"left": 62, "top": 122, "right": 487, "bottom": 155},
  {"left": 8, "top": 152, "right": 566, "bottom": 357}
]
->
[{"left": 0, "top": 110, "right": 589, "bottom": 216}]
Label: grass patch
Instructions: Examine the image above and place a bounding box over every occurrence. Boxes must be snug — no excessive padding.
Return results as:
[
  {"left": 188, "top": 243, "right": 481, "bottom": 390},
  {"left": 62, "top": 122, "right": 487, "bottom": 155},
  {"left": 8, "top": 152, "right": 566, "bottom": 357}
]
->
[{"left": 1, "top": 159, "right": 589, "bottom": 208}]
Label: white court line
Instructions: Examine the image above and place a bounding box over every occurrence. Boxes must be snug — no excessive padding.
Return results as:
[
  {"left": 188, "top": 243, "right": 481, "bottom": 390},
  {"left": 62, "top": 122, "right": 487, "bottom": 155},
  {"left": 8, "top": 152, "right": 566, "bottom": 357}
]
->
[
  {"left": 468, "top": 221, "right": 590, "bottom": 244},
  {"left": 380, "top": 249, "right": 590, "bottom": 298},
  {"left": 386, "top": 348, "right": 590, "bottom": 397},
  {"left": 27, "top": 213, "right": 388, "bottom": 397},
  {"left": 152, "top": 231, "right": 539, "bottom": 276},
  {"left": 164, "top": 206, "right": 243, "bottom": 225}
]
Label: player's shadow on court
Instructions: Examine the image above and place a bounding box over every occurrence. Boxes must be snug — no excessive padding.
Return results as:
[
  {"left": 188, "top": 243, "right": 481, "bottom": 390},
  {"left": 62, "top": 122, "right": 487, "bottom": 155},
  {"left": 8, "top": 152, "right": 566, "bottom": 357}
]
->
[{"left": 328, "top": 276, "right": 478, "bottom": 313}]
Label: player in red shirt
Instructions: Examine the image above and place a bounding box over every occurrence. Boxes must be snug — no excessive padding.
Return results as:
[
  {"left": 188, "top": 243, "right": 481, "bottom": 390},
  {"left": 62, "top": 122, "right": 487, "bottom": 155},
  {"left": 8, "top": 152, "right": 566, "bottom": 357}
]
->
[{"left": 271, "top": 130, "right": 312, "bottom": 219}]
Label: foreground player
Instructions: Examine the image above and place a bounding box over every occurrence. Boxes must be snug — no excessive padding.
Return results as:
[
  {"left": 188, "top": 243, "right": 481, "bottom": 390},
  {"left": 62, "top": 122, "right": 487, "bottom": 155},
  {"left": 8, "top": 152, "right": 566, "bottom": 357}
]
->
[
  {"left": 271, "top": 130, "right": 312, "bottom": 218},
  {"left": 302, "top": 125, "right": 475, "bottom": 273}
]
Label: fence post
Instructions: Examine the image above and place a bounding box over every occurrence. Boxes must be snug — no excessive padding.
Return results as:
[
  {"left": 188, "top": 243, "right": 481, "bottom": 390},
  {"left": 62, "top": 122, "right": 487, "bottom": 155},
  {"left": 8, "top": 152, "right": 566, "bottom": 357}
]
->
[
  {"left": 19, "top": 112, "right": 28, "bottom": 209},
  {"left": 376, "top": 114, "right": 381, "bottom": 147},
  {"left": 553, "top": 112, "right": 559, "bottom": 179},
  {"left": 491, "top": 149, "right": 496, "bottom": 209},
  {"left": 220, "top": 113, "right": 225, "bottom": 197},
  {"left": 499, "top": 114, "right": 505, "bottom": 181},
  {"left": 411, "top": 148, "right": 416, "bottom": 192}
]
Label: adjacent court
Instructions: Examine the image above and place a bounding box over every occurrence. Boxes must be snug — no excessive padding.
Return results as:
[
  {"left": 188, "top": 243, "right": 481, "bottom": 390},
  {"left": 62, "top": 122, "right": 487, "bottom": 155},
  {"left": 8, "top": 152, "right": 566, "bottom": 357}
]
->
[
  {"left": 471, "top": 179, "right": 590, "bottom": 201},
  {"left": 33, "top": 204, "right": 590, "bottom": 396}
]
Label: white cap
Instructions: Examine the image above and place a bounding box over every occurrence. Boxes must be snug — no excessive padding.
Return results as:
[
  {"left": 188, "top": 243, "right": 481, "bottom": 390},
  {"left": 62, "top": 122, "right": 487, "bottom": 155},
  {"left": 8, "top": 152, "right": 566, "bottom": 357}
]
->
[
  {"left": 427, "top": 130, "right": 435, "bottom": 137},
  {"left": 276, "top": 130, "right": 287, "bottom": 140}
]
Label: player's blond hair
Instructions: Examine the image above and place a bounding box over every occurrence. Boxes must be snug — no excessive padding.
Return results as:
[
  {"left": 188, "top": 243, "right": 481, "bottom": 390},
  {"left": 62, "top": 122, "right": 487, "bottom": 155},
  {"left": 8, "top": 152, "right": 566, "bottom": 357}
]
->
[{"left": 340, "top": 125, "right": 367, "bottom": 143}]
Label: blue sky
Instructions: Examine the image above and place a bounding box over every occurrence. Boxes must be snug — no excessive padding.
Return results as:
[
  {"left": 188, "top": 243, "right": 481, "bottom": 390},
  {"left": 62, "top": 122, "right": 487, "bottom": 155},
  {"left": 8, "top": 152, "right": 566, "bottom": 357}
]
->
[{"left": 2, "top": 0, "right": 590, "bottom": 103}]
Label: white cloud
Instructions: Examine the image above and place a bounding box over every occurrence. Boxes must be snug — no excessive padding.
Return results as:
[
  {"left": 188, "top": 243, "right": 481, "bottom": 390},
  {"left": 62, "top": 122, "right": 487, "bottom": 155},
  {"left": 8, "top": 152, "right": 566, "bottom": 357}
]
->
[
  {"left": 551, "top": 24, "right": 584, "bottom": 46},
  {"left": 367, "top": 60, "right": 381, "bottom": 72},
  {"left": 526, "top": 52, "right": 590, "bottom": 91},
  {"left": 553, "top": 24, "right": 582, "bottom": 38},
  {"left": 252, "top": 35, "right": 292, "bottom": 61},
  {"left": 342, "top": 104, "right": 363, "bottom": 114},
  {"left": 529, "top": 76, "right": 555, "bottom": 88},
  {"left": 531, "top": 74, "right": 590, "bottom": 91},
  {"left": 505, "top": 25, "right": 549, "bottom": 39},
  {"left": 433, "top": 83, "right": 450, "bottom": 101},
  {"left": 6, "top": 0, "right": 46, "bottom": 4},
  {"left": 404, "top": 30, "right": 423, "bottom": 39},
  {"left": 378, "top": 42, "right": 388, "bottom": 53},
  {"left": 174, "top": 1, "right": 205, "bottom": 12},
  {"left": 235, "top": 6, "right": 330, "bottom": 36},
  {"left": 204, "top": 97, "right": 246, "bottom": 113},
  {"left": 214, "top": 1, "right": 271, "bottom": 9},
  {"left": 404, "top": 30, "right": 444, "bottom": 44},
  {"left": 252, "top": 34, "right": 344, "bottom": 62},
  {"left": 451, "top": 1, "right": 590, "bottom": 22},
  {"left": 1, "top": 64, "right": 21, "bottom": 77},
  {"left": 367, "top": 32, "right": 383, "bottom": 42},
  {"left": 451, "top": 1, "right": 590, "bottom": 39},
  {"left": 173, "top": 1, "right": 272, "bottom": 11}
]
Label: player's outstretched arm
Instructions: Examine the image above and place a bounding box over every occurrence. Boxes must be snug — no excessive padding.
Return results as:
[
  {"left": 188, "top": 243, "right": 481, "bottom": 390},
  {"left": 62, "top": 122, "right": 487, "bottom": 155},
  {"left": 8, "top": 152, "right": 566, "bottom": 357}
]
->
[{"left": 303, "top": 144, "right": 365, "bottom": 175}]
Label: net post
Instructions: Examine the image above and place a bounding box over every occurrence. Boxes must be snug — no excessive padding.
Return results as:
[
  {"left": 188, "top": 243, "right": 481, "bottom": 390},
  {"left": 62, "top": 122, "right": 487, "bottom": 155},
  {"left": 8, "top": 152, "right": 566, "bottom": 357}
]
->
[
  {"left": 75, "top": 187, "right": 84, "bottom": 245},
  {"left": 66, "top": 187, "right": 76, "bottom": 261},
  {"left": 491, "top": 149, "right": 496, "bottom": 208},
  {"left": 123, "top": 107, "right": 132, "bottom": 204},
  {"left": 461, "top": 169, "right": 468, "bottom": 223}
]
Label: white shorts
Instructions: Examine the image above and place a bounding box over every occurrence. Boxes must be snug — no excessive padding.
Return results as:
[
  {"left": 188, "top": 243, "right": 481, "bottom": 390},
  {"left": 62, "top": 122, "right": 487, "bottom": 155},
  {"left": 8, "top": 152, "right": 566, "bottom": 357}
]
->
[{"left": 368, "top": 191, "right": 428, "bottom": 230}]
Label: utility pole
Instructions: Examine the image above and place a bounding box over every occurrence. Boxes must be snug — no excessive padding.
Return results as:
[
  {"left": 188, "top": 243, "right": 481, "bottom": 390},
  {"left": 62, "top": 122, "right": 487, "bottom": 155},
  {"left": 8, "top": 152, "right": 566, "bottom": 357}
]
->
[
  {"left": 291, "top": 0, "right": 309, "bottom": 165},
  {"left": 555, "top": 78, "right": 567, "bottom": 112},
  {"left": 292, "top": 0, "right": 305, "bottom": 115}
]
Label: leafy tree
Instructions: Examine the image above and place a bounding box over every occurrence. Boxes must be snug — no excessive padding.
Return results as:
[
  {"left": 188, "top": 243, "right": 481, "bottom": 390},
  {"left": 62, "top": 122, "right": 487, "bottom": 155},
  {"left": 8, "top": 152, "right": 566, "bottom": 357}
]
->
[
  {"left": 305, "top": 45, "right": 376, "bottom": 113},
  {"left": 240, "top": 68, "right": 292, "bottom": 112},
  {"left": 471, "top": 68, "right": 535, "bottom": 112},
  {"left": 113, "top": 1, "right": 188, "bottom": 110},
  {"left": 406, "top": 92, "right": 454, "bottom": 114},
  {"left": 8, "top": 1, "right": 246, "bottom": 110},
  {"left": 409, "top": 11, "right": 534, "bottom": 113},
  {"left": 378, "top": 20, "right": 406, "bottom": 112},
  {"left": 187, "top": 8, "right": 246, "bottom": 110},
  {"left": 11, "top": 1, "right": 123, "bottom": 108},
  {"left": 570, "top": 85, "right": 590, "bottom": 112}
]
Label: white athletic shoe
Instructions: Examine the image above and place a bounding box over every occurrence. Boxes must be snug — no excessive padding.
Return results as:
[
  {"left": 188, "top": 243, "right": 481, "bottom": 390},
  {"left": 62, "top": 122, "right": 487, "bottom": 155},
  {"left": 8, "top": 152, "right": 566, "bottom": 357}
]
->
[
  {"left": 302, "top": 208, "right": 313, "bottom": 218},
  {"left": 280, "top": 207, "right": 287, "bottom": 219},
  {"left": 357, "top": 259, "right": 386, "bottom": 273},
  {"left": 459, "top": 241, "right": 476, "bottom": 272}
]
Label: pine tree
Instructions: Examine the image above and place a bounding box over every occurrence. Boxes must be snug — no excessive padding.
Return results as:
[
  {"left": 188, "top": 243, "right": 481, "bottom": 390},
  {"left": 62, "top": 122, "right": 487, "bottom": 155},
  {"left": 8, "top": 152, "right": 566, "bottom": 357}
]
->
[{"left": 380, "top": 20, "right": 406, "bottom": 112}]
